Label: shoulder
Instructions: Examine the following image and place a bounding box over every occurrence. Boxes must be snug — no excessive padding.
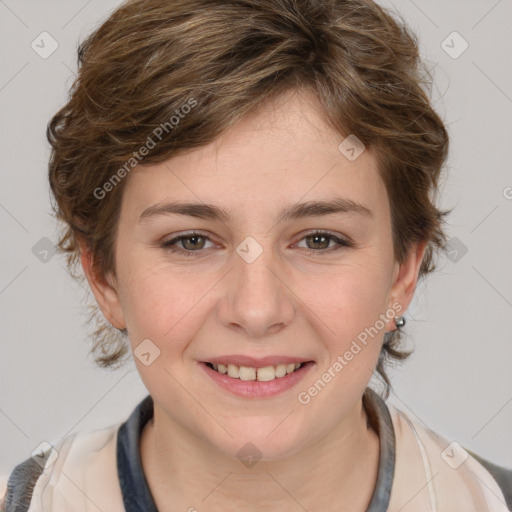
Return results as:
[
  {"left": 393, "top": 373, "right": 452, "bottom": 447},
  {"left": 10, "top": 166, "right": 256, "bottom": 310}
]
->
[
  {"left": 386, "top": 401, "right": 512, "bottom": 511},
  {"left": 465, "top": 449, "right": 512, "bottom": 509},
  {"left": 1, "top": 423, "right": 124, "bottom": 512}
]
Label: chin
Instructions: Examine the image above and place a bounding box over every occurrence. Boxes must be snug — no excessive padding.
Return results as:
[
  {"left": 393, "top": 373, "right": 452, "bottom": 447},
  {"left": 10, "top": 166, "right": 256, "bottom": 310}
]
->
[{"left": 209, "top": 419, "right": 307, "bottom": 462}]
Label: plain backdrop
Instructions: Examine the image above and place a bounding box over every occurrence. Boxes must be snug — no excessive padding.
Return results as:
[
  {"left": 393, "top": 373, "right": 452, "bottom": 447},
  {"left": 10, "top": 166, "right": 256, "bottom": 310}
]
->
[{"left": 0, "top": 0, "right": 511, "bottom": 478}]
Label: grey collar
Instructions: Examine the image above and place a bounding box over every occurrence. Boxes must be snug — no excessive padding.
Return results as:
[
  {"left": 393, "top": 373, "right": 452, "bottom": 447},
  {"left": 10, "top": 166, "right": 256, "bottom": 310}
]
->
[
  {"left": 363, "top": 387, "right": 396, "bottom": 511},
  {"left": 116, "top": 387, "right": 395, "bottom": 511}
]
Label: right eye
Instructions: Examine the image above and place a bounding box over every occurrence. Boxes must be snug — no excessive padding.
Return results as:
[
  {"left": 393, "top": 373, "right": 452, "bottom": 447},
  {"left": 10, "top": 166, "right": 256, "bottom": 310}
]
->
[{"left": 160, "top": 232, "right": 215, "bottom": 257}]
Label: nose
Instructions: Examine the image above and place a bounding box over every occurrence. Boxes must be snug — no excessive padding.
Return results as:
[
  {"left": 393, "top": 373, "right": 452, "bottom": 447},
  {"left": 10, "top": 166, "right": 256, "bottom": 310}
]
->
[{"left": 216, "top": 238, "right": 296, "bottom": 340}]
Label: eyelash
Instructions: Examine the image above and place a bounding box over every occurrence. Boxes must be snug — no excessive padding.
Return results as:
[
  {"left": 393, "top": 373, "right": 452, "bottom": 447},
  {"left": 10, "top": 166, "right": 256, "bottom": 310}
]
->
[{"left": 160, "top": 230, "right": 353, "bottom": 258}]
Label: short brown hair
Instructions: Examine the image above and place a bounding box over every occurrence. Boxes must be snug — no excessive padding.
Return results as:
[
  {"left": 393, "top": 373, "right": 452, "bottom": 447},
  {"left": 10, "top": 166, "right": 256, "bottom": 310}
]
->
[{"left": 47, "top": 0, "right": 451, "bottom": 397}]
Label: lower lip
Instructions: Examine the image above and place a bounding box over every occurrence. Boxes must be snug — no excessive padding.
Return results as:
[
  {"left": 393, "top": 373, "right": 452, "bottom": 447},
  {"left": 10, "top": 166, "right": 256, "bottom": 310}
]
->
[{"left": 199, "top": 361, "right": 315, "bottom": 399}]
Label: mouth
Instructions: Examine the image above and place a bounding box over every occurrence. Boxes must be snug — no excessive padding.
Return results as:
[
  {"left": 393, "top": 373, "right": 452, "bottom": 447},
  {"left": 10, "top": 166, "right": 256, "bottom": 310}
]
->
[
  {"left": 199, "top": 359, "right": 315, "bottom": 398},
  {"left": 204, "top": 361, "right": 307, "bottom": 381}
]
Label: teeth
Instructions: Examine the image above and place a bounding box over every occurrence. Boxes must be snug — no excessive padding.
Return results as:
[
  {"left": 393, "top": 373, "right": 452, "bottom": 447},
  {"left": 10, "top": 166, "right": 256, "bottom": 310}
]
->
[
  {"left": 209, "top": 362, "right": 305, "bottom": 381},
  {"left": 255, "top": 366, "right": 276, "bottom": 382},
  {"left": 227, "top": 364, "right": 239, "bottom": 378},
  {"left": 275, "top": 364, "right": 287, "bottom": 378},
  {"left": 239, "top": 366, "right": 256, "bottom": 381}
]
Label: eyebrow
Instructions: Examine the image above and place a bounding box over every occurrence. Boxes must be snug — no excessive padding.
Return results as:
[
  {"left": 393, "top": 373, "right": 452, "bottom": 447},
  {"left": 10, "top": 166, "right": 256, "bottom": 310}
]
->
[{"left": 139, "top": 197, "right": 373, "bottom": 224}]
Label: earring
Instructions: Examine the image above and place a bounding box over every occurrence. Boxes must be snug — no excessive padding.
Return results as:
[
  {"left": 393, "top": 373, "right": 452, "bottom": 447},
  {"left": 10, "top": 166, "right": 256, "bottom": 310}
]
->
[{"left": 394, "top": 316, "right": 406, "bottom": 329}]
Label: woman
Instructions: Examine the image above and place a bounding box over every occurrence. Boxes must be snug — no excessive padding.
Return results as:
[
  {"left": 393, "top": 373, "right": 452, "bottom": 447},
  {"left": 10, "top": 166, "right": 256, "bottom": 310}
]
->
[{"left": 2, "top": 0, "right": 511, "bottom": 510}]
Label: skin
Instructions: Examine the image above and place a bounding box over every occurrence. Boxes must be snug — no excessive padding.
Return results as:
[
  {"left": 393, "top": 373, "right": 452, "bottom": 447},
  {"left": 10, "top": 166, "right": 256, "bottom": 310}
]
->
[{"left": 81, "top": 88, "right": 426, "bottom": 511}]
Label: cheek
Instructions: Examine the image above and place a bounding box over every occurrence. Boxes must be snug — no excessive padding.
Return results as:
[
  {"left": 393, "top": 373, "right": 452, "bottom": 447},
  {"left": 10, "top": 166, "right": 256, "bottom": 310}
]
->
[
  {"left": 116, "top": 262, "right": 197, "bottom": 346},
  {"left": 117, "top": 269, "right": 205, "bottom": 393},
  {"left": 309, "top": 257, "right": 392, "bottom": 330},
  {"left": 300, "top": 271, "right": 391, "bottom": 409},
  {"left": 305, "top": 258, "right": 393, "bottom": 374}
]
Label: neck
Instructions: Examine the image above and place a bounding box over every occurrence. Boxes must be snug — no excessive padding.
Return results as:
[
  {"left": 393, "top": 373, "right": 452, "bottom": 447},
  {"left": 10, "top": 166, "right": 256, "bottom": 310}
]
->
[{"left": 140, "top": 397, "right": 380, "bottom": 512}]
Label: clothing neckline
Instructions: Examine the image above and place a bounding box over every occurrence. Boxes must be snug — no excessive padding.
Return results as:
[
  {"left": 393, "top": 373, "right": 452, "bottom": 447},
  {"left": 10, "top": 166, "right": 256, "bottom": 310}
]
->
[{"left": 116, "top": 387, "right": 395, "bottom": 511}]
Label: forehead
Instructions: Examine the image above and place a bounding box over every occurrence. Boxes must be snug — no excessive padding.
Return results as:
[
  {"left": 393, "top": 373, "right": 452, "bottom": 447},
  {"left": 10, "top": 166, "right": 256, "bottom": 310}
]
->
[{"left": 121, "top": 89, "right": 388, "bottom": 223}]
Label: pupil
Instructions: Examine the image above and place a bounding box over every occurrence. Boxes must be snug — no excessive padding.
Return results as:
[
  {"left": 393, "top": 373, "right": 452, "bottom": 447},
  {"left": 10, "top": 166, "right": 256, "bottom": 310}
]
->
[
  {"left": 310, "top": 234, "right": 327, "bottom": 249},
  {"left": 185, "top": 235, "right": 202, "bottom": 249}
]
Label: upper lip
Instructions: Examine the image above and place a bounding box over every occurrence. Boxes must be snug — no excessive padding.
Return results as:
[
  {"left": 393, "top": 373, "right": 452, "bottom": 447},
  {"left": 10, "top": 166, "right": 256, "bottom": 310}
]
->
[{"left": 202, "top": 355, "right": 313, "bottom": 368}]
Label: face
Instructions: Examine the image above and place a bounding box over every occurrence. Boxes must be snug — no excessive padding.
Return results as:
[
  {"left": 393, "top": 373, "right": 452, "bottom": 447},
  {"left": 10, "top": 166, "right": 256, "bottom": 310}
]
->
[{"left": 86, "top": 89, "right": 423, "bottom": 461}]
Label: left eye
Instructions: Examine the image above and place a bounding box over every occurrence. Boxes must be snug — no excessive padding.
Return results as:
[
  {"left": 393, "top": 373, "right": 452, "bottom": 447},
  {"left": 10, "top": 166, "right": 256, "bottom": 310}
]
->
[
  {"left": 160, "top": 230, "right": 352, "bottom": 257},
  {"left": 295, "top": 231, "right": 352, "bottom": 253}
]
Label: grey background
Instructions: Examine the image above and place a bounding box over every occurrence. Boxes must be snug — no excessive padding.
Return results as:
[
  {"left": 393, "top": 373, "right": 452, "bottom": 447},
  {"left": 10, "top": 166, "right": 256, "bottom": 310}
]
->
[{"left": 0, "top": 0, "right": 511, "bottom": 478}]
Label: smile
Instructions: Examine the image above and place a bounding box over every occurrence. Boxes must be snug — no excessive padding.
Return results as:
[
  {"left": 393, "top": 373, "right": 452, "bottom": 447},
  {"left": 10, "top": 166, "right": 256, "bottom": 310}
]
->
[
  {"left": 199, "top": 360, "right": 315, "bottom": 399},
  {"left": 205, "top": 362, "right": 304, "bottom": 381}
]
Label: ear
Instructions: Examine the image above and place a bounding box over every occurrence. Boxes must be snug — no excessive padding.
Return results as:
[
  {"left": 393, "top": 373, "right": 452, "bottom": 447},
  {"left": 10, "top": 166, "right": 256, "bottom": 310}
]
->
[
  {"left": 79, "top": 241, "right": 126, "bottom": 330},
  {"left": 386, "top": 240, "right": 427, "bottom": 331}
]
